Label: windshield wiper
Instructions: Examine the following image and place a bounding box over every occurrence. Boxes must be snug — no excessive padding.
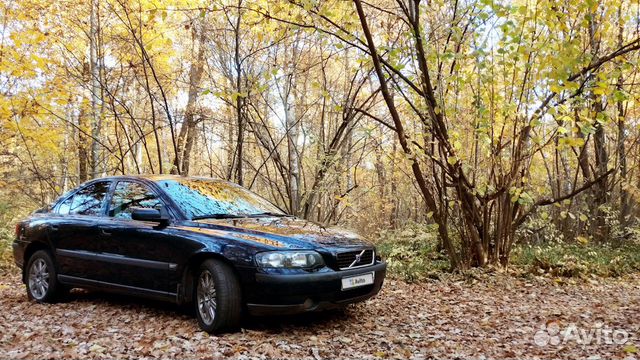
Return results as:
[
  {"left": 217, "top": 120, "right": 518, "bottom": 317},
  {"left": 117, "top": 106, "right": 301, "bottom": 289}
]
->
[
  {"left": 247, "top": 212, "right": 292, "bottom": 218},
  {"left": 192, "top": 214, "right": 245, "bottom": 220}
]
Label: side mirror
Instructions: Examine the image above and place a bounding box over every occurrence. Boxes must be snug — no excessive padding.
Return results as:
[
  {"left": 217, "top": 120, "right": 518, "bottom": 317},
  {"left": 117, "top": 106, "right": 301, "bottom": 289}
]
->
[{"left": 131, "top": 206, "right": 169, "bottom": 226}]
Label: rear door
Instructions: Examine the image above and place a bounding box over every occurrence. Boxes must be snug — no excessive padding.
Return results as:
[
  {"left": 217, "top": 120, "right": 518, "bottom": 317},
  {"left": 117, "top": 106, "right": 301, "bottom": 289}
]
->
[
  {"left": 100, "top": 180, "right": 175, "bottom": 294},
  {"left": 52, "top": 180, "right": 113, "bottom": 281}
]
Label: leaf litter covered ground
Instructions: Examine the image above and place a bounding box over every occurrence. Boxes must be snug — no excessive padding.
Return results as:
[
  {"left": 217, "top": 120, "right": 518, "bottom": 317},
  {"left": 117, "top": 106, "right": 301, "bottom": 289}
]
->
[{"left": 0, "top": 270, "right": 639, "bottom": 359}]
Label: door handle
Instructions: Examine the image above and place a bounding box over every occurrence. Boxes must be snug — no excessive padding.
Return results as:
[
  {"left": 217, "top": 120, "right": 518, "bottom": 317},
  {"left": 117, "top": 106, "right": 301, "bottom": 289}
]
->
[{"left": 101, "top": 229, "right": 112, "bottom": 236}]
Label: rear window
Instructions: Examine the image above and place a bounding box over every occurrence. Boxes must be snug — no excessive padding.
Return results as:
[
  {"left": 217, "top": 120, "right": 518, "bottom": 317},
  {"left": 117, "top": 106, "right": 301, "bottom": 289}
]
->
[{"left": 57, "top": 181, "right": 110, "bottom": 216}]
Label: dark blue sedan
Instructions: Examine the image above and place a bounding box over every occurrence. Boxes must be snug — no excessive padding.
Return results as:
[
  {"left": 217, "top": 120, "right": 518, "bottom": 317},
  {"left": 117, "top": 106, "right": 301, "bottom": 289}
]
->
[{"left": 12, "top": 175, "right": 386, "bottom": 333}]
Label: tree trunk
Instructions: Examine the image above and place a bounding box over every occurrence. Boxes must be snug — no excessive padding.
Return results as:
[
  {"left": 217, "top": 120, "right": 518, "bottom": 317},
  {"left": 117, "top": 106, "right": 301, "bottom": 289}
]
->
[
  {"left": 235, "top": 94, "right": 244, "bottom": 185},
  {"left": 77, "top": 107, "right": 88, "bottom": 183},
  {"left": 375, "top": 125, "right": 386, "bottom": 224},
  {"left": 353, "top": 0, "right": 460, "bottom": 269},
  {"left": 616, "top": 5, "right": 629, "bottom": 229},
  {"left": 390, "top": 136, "right": 398, "bottom": 229},
  {"left": 233, "top": 3, "right": 244, "bottom": 185},
  {"left": 172, "top": 16, "right": 207, "bottom": 175},
  {"left": 589, "top": 12, "right": 609, "bottom": 240},
  {"left": 226, "top": 101, "right": 236, "bottom": 181},
  {"left": 285, "top": 79, "right": 300, "bottom": 215},
  {"left": 89, "top": 0, "right": 101, "bottom": 178}
]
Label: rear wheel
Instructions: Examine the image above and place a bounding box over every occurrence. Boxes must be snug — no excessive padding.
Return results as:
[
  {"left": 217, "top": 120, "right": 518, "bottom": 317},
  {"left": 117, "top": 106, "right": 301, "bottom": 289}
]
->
[
  {"left": 194, "top": 259, "right": 242, "bottom": 333},
  {"left": 26, "top": 250, "right": 66, "bottom": 302}
]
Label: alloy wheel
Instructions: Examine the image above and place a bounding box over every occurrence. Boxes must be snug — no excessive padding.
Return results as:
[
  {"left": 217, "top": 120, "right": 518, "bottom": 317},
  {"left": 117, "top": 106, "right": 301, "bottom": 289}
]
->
[
  {"left": 196, "top": 270, "right": 217, "bottom": 325},
  {"left": 28, "top": 258, "right": 50, "bottom": 300}
]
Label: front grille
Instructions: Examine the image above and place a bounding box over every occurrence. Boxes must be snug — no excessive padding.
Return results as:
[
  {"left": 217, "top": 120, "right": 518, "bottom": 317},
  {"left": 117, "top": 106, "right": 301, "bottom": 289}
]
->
[{"left": 336, "top": 249, "right": 375, "bottom": 270}]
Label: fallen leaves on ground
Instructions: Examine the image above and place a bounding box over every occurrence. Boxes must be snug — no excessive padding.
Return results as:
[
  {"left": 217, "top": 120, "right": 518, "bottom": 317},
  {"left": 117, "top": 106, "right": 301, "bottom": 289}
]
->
[{"left": 0, "top": 271, "right": 638, "bottom": 359}]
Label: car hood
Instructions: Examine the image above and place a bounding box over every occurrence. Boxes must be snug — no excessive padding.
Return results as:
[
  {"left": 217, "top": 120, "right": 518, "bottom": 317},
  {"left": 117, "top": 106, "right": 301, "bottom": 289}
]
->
[{"left": 175, "top": 216, "right": 371, "bottom": 250}]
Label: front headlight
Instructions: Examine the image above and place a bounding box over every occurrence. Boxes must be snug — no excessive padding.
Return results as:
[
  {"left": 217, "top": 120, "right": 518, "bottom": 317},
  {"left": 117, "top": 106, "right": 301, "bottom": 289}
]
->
[{"left": 255, "top": 251, "right": 325, "bottom": 268}]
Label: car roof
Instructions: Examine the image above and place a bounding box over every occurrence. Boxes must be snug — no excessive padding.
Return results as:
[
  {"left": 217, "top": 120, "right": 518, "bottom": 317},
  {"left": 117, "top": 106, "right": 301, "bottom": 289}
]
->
[{"left": 94, "top": 174, "right": 230, "bottom": 184}]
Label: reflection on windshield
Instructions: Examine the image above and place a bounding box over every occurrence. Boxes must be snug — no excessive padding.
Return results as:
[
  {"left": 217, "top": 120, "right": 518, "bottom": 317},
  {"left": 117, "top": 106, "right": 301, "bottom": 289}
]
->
[{"left": 157, "top": 179, "right": 285, "bottom": 219}]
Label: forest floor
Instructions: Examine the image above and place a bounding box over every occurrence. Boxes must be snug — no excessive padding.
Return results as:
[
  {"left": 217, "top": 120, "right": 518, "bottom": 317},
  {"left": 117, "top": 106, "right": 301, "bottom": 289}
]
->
[{"left": 0, "top": 270, "right": 639, "bottom": 360}]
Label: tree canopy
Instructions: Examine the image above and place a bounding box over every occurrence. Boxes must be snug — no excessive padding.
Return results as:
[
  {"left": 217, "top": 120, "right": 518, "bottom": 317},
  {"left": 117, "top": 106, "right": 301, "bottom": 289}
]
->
[{"left": 2, "top": 0, "right": 640, "bottom": 269}]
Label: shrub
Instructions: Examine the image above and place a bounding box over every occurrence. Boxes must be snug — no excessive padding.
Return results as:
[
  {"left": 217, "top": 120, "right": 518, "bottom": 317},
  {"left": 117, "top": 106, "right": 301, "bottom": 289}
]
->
[
  {"left": 375, "top": 222, "right": 450, "bottom": 281},
  {"left": 511, "top": 242, "right": 640, "bottom": 277},
  {"left": 377, "top": 222, "right": 640, "bottom": 280},
  {"left": 0, "top": 199, "right": 33, "bottom": 274}
]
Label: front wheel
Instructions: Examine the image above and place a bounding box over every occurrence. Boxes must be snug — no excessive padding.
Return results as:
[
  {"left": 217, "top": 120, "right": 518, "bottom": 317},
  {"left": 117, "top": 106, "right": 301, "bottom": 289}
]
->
[
  {"left": 26, "top": 250, "right": 66, "bottom": 302},
  {"left": 194, "top": 259, "right": 242, "bottom": 333}
]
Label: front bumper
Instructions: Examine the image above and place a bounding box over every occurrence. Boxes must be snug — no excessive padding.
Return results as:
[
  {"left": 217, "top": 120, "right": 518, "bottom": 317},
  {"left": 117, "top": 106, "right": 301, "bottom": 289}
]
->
[{"left": 245, "top": 261, "right": 386, "bottom": 315}]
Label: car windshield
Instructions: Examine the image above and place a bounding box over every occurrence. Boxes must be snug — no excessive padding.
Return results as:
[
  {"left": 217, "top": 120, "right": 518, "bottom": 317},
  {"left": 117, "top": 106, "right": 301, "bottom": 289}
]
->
[{"left": 156, "top": 178, "right": 286, "bottom": 220}]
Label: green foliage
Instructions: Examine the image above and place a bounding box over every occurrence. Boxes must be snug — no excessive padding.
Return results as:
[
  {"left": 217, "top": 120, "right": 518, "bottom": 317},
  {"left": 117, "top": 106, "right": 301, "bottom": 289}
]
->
[
  {"left": 375, "top": 222, "right": 449, "bottom": 282},
  {"left": 511, "top": 242, "right": 640, "bottom": 278},
  {"left": 0, "top": 213, "right": 16, "bottom": 273},
  {"left": 516, "top": 210, "right": 568, "bottom": 244},
  {"left": 0, "top": 198, "right": 33, "bottom": 274},
  {"left": 378, "top": 221, "right": 640, "bottom": 281}
]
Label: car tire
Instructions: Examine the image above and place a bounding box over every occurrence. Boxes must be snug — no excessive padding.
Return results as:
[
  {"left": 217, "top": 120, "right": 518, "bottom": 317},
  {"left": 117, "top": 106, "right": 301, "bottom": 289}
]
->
[
  {"left": 25, "top": 250, "right": 67, "bottom": 303},
  {"left": 194, "top": 259, "right": 242, "bottom": 333}
]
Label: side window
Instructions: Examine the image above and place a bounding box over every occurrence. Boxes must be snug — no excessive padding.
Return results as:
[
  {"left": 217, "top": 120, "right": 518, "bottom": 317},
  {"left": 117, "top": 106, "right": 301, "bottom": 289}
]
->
[
  {"left": 109, "top": 181, "right": 162, "bottom": 220},
  {"left": 69, "top": 182, "right": 110, "bottom": 216},
  {"left": 57, "top": 197, "right": 73, "bottom": 215}
]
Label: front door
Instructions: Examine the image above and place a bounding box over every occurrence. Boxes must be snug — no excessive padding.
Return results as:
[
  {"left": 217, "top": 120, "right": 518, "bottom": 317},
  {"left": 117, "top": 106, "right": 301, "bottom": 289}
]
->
[{"left": 100, "top": 180, "right": 174, "bottom": 294}]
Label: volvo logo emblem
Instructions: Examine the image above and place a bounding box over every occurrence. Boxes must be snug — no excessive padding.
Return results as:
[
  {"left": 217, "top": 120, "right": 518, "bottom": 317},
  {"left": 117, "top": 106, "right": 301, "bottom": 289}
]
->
[{"left": 349, "top": 250, "right": 366, "bottom": 268}]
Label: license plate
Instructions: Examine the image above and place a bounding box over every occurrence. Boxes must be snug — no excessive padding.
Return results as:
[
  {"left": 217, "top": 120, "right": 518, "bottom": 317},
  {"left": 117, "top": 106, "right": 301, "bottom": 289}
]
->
[{"left": 341, "top": 272, "right": 374, "bottom": 290}]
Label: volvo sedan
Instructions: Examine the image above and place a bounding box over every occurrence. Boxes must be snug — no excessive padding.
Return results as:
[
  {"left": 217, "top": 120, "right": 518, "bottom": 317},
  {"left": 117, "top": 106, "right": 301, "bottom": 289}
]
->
[{"left": 12, "top": 175, "right": 386, "bottom": 333}]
